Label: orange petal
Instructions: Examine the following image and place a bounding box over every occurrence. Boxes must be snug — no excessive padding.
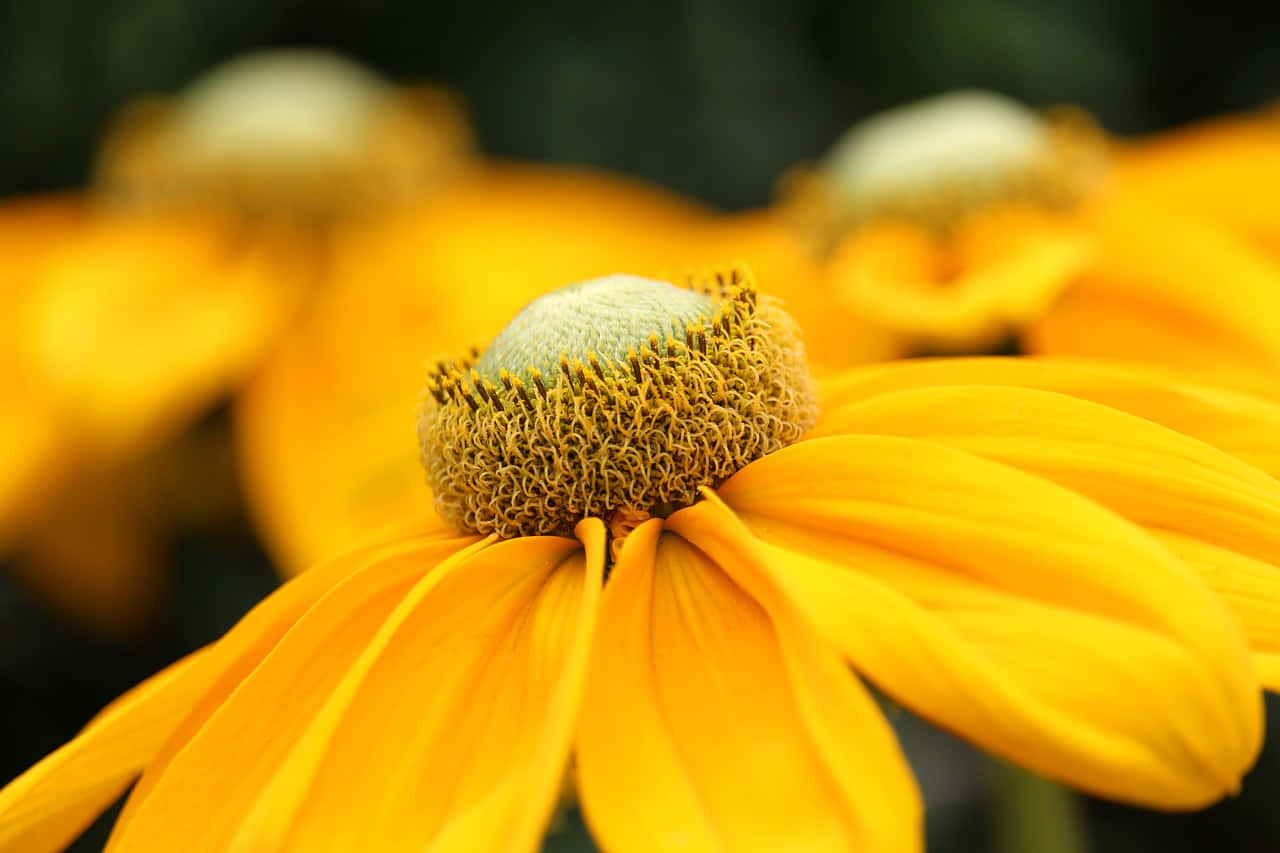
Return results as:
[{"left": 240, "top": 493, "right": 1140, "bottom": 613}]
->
[
  {"left": 716, "top": 435, "right": 1260, "bottom": 808},
  {"left": 110, "top": 528, "right": 596, "bottom": 851},
  {"left": 577, "top": 518, "right": 921, "bottom": 853}
]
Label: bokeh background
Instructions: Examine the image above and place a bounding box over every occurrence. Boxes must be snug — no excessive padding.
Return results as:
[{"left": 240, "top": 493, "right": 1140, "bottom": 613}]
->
[{"left": 3, "top": 0, "right": 1280, "bottom": 850}]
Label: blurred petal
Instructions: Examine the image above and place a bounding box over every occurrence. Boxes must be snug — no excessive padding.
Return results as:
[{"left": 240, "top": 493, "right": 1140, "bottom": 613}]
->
[
  {"left": 819, "top": 357, "right": 1280, "bottom": 477},
  {"left": 27, "top": 211, "right": 307, "bottom": 459},
  {"left": 10, "top": 461, "right": 166, "bottom": 638},
  {"left": 577, "top": 518, "right": 921, "bottom": 853},
  {"left": 1026, "top": 192, "right": 1280, "bottom": 373},
  {"left": 111, "top": 528, "right": 596, "bottom": 851},
  {"left": 1115, "top": 114, "right": 1280, "bottom": 255},
  {"left": 0, "top": 399, "right": 66, "bottom": 550},
  {"left": 717, "top": 435, "right": 1260, "bottom": 808},
  {"left": 827, "top": 209, "right": 1091, "bottom": 350},
  {"left": 0, "top": 196, "right": 86, "bottom": 547}
]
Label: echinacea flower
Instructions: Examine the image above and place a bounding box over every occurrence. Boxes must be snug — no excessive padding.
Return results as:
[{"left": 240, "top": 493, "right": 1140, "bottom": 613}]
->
[{"left": 5, "top": 270, "right": 1277, "bottom": 852}]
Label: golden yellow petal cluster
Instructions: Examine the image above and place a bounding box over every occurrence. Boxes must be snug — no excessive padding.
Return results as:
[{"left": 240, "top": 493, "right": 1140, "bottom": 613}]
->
[{"left": 4, "top": 272, "right": 1280, "bottom": 851}]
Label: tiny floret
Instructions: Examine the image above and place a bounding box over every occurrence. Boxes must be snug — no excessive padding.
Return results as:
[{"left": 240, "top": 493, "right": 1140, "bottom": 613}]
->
[{"left": 418, "top": 270, "right": 818, "bottom": 538}]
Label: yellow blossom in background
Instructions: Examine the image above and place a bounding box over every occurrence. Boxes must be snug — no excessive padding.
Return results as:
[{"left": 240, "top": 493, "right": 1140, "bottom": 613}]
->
[
  {"left": 0, "top": 48, "right": 474, "bottom": 631},
  {"left": 779, "top": 90, "right": 1103, "bottom": 353},
  {"left": 772, "top": 90, "right": 1280, "bottom": 378},
  {"left": 1, "top": 270, "right": 1277, "bottom": 851}
]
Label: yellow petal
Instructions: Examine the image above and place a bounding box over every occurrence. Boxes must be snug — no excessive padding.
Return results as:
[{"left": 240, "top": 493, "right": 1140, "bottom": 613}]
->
[
  {"left": 234, "top": 300, "right": 443, "bottom": 574},
  {"left": 827, "top": 208, "right": 1092, "bottom": 350},
  {"left": 0, "top": 525, "right": 471, "bottom": 853},
  {"left": 1153, "top": 531, "right": 1280, "bottom": 691},
  {"left": 1025, "top": 191, "right": 1280, "bottom": 373},
  {"left": 717, "top": 435, "right": 1260, "bottom": 808},
  {"left": 576, "top": 518, "right": 921, "bottom": 853},
  {"left": 110, "top": 527, "right": 597, "bottom": 851},
  {"left": 1114, "top": 115, "right": 1280, "bottom": 255},
  {"left": 819, "top": 357, "right": 1280, "bottom": 478},
  {"left": 26, "top": 210, "right": 306, "bottom": 459},
  {"left": 817, "top": 382, "right": 1280, "bottom": 677},
  {"left": 0, "top": 652, "right": 209, "bottom": 853}
]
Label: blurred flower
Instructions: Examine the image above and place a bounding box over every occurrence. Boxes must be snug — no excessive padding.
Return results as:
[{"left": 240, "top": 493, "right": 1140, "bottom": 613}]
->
[
  {"left": 779, "top": 90, "right": 1103, "bottom": 352},
  {"left": 0, "top": 48, "right": 473, "bottom": 631},
  {"left": 2, "top": 271, "right": 1276, "bottom": 851},
  {"left": 775, "top": 90, "right": 1280, "bottom": 379}
]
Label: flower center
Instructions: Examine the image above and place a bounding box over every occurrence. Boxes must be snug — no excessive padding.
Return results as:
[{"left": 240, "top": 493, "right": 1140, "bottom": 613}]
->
[
  {"left": 94, "top": 49, "right": 472, "bottom": 216},
  {"left": 785, "top": 90, "right": 1106, "bottom": 239},
  {"left": 418, "top": 271, "right": 818, "bottom": 539}
]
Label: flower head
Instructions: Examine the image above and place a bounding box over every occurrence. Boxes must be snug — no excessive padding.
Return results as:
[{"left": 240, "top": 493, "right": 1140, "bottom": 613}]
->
[
  {"left": 4, "top": 270, "right": 1278, "bottom": 851},
  {"left": 775, "top": 90, "right": 1103, "bottom": 352}
]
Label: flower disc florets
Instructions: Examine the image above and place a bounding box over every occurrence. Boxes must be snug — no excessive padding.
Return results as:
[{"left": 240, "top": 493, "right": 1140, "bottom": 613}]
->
[{"left": 418, "top": 270, "right": 819, "bottom": 539}]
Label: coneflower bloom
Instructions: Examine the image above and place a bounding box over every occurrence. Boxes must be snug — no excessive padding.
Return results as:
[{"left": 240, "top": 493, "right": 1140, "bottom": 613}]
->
[
  {"left": 774, "top": 90, "right": 1280, "bottom": 376},
  {"left": 780, "top": 89, "right": 1103, "bottom": 352},
  {"left": 234, "top": 170, "right": 880, "bottom": 575},
  {"left": 4, "top": 270, "right": 1277, "bottom": 851}
]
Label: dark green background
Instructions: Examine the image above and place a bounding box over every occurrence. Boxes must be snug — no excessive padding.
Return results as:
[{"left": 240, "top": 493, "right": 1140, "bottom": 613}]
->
[{"left": 2, "top": 0, "right": 1280, "bottom": 850}]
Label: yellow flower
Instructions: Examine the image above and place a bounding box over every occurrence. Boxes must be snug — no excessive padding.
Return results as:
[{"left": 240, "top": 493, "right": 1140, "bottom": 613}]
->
[
  {"left": 0, "top": 49, "right": 716, "bottom": 626},
  {"left": 3, "top": 271, "right": 1276, "bottom": 852},
  {"left": 235, "top": 170, "right": 890, "bottom": 575},
  {"left": 782, "top": 90, "right": 1102, "bottom": 352},
  {"left": 776, "top": 90, "right": 1280, "bottom": 376}
]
